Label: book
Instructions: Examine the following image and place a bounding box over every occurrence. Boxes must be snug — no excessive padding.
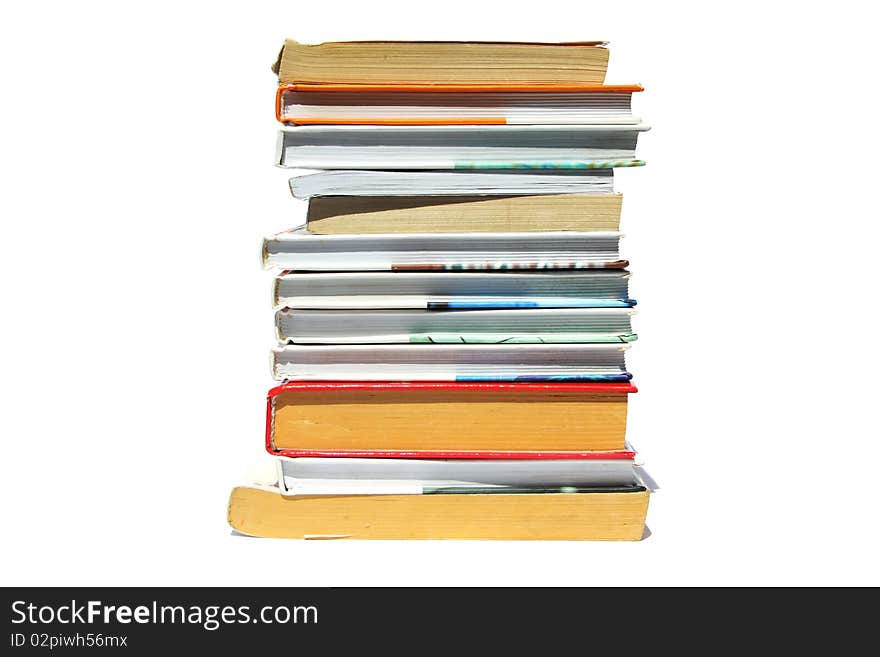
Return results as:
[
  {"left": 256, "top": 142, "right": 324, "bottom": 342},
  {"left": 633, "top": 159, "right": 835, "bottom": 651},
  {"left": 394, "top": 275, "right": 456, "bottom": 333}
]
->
[
  {"left": 265, "top": 381, "right": 637, "bottom": 457},
  {"left": 274, "top": 307, "right": 637, "bottom": 344},
  {"left": 272, "top": 40, "right": 610, "bottom": 86},
  {"left": 272, "top": 342, "right": 630, "bottom": 382},
  {"left": 273, "top": 270, "right": 634, "bottom": 310},
  {"left": 275, "top": 455, "right": 640, "bottom": 495},
  {"left": 290, "top": 169, "right": 616, "bottom": 198},
  {"left": 262, "top": 230, "right": 627, "bottom": 271},
  {"left": 276, "top": 83, "right": 642, "bottom": 125},
  {"left": 305, "top": 194, "right": 622, "bottom": 234},
  {"left": 228, "top": 485, "right": 649, "bottom": 540},
  {"left": 276, "top": 124, "right": 649, "bottom": 169}
]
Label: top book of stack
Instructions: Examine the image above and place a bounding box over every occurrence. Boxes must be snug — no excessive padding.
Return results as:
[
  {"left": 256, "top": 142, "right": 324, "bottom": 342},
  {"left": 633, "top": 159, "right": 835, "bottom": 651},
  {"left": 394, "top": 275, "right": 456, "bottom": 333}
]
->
[{"left": 272, "top": 40, "right": 610, "bottom": 85}]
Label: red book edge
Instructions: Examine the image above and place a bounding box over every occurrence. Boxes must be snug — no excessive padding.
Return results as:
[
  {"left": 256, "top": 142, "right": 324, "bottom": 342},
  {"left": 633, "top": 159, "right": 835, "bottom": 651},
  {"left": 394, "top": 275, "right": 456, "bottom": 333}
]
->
[
  {"left": 268, "top": 447, "right": 636, "bottom": 460},
  {"left": 265, "top": 381, "right": 637, "bottom": 460}
]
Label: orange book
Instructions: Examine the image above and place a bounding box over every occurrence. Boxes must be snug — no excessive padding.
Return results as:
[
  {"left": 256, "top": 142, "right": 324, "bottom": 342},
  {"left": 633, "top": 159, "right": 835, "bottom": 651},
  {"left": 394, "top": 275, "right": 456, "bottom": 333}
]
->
[
  {"left": 275, "top": 83, "right": 644, "bottom": 126},
  {"left": 266, "top": 381, "right": 637, "bottom": 457}
]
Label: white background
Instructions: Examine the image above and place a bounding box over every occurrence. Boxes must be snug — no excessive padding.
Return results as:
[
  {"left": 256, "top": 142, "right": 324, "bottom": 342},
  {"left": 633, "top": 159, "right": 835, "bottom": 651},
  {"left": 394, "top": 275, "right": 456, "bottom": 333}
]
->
[{"left": 1, "top": 1, "right": 879, "bottom": 586}]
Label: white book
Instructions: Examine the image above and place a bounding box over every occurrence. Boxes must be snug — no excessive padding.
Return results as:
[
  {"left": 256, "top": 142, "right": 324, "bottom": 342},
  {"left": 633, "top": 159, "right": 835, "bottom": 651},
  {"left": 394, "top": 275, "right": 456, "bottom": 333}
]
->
[
  {"left": 275, "top": 307, "right": 637, "bottom": 344},
  {"left": 278, "top": 88, "right": 640, "bottom": 125},
  {"left": 276, "top": 457, "right": 638, "bottom": 496},
  {"left": 276, "top": 124, "right": 649, "bottom": 169},
  {"left": 262, "top": 229, "right": 626, "bottom": 271},
  {"left": 289, "top": 169, "right": 615, "bottom": 198},
  {"left": 271, "top": 342, "right": 631, "bottom": 382},
  {"left": 273, "top": 270, "right": 633, "bottom": 309}
]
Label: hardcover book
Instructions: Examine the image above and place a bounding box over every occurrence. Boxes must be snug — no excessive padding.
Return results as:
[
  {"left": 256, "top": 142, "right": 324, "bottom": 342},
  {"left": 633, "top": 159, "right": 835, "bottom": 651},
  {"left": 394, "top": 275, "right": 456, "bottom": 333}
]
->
[
  {"left": 276, "top": 124, "right": 649, "bottom": 169},
  {"left": 289, "top": 169, "right": 616, "bottom": 197},
  {"left": 276, "top": 83, "right": 643, "bottom": 125},
  {"left": 271, "top": 343, "right": 631, "bottom": 382},
  {"left": 273, "top": 270, "right": 634, "bottom": 310},
  {"left": 265, "top": 381, "right": 637, "bottom": 456},
  {"left": 274, "top": 307, "right": 637, "bottom": 344},
  {"left": 262, "top": 230, "right": 628, "bottom": 271}
]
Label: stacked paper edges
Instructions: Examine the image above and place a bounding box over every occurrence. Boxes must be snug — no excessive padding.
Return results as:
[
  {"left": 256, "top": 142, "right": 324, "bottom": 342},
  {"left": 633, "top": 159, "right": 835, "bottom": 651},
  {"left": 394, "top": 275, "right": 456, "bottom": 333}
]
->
[{"left": 227, "top": 39, "right": 654, "bottom": 541}]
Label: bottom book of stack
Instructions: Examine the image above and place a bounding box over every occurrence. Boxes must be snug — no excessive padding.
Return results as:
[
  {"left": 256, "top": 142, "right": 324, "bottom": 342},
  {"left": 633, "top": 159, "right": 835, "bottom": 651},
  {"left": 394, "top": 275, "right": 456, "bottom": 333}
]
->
[{"left": 230, "top": 457, "right": 653, "bottom": 541}]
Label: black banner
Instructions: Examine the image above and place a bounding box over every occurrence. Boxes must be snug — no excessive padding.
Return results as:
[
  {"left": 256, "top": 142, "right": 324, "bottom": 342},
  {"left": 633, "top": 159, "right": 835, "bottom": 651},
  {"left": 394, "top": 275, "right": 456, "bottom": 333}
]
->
[{"left": 1, "top": 587, "right": 872, "bottom": 653}]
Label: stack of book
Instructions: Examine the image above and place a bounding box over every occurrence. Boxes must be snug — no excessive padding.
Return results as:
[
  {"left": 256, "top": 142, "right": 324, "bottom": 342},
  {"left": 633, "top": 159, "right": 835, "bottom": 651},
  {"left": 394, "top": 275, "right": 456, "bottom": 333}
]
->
[{"left": 228, "top": 39, "right": 655, "bottom": 540}]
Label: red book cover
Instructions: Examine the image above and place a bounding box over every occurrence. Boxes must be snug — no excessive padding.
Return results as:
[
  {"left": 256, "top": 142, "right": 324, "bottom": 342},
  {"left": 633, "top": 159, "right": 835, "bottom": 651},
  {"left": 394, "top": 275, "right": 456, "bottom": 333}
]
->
[{"left": 265, "top": 381, "right": 637, "bottom": 460}]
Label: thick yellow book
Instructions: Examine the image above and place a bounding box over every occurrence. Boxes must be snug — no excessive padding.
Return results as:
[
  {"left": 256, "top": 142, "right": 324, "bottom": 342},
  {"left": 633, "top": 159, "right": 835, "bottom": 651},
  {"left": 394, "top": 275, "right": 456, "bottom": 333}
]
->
[
  {"left": 228, "top": 486, "right": 649, "bottom": 540},
  {"left": 306, "top": 194, "right": 622, "bottom": 234},
  {"left": 272, "top": 40, "right": 609, "bottom": 85},
  {"left": 266, "top": 381, "right": 636, "bottom": 456}
]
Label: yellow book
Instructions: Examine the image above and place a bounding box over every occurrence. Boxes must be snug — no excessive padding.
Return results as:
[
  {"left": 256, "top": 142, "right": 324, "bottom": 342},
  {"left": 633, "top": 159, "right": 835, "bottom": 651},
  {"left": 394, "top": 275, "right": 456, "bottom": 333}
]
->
[
  {"left": 228, "top": 485, "right": 649, "bottom": 541},
  {"left": 273, "top": 40, "right": 609, "bottom": 85},
  {"left": 307, "top": 194, "right": 622, "bottom": 234},
  {"left": 267, "top": 381, "right": 636, "bottom": 456}
]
